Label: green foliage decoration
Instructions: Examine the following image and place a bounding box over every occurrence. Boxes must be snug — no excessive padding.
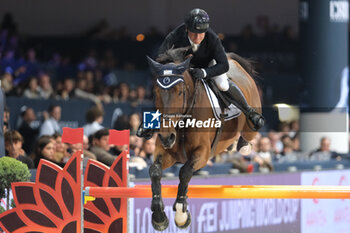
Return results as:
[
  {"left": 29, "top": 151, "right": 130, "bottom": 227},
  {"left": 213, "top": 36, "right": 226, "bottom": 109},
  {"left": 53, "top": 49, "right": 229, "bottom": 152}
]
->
[{"left": 0, "top": 157, "right": 31, "bottom": 210}]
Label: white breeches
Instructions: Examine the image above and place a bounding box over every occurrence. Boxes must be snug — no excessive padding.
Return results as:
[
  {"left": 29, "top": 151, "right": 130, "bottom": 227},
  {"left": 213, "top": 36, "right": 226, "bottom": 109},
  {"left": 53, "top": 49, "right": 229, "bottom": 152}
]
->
[{"left": 209, "top": 60, "right": 229, "bottom": 91}]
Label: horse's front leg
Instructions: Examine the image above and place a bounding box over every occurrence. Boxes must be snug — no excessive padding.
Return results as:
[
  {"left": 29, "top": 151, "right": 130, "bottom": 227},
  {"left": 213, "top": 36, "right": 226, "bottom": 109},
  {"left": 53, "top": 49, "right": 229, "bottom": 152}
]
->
[
  {"left": 149, "top": 155, "right": 169, "bottom": 231},
  {"left": 173, "top": 158, "right": 195, "bottom": 229}
]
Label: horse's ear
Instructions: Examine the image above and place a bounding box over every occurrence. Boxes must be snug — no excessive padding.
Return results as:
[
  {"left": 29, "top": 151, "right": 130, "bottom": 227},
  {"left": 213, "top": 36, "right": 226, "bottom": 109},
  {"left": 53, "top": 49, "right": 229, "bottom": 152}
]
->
[
  {"left": 177, "top": 56, "right": 192, "bottom": 73},
  {"left": 146, "top": 56, "right": 163, "bottom": 76}
]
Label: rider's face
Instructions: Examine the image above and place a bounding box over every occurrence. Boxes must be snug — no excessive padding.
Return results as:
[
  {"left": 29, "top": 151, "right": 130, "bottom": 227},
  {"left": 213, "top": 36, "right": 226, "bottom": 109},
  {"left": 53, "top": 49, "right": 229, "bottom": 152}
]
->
[{"left": 188, "top": 31, "right": 205, "bottom": 45}]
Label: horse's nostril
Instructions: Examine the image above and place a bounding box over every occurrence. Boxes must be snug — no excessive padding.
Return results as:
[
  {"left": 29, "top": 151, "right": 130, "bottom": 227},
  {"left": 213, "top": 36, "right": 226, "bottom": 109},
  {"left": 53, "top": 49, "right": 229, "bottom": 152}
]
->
[{"left": 169, "top": 133, "right": 176, "bottom": 142}]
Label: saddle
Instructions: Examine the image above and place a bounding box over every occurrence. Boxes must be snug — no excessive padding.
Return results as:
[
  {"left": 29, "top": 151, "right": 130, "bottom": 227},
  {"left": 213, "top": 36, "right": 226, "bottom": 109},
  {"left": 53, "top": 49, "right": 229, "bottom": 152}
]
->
[{"left": 202, "top": 79, "right": 241, "bottom": 121}]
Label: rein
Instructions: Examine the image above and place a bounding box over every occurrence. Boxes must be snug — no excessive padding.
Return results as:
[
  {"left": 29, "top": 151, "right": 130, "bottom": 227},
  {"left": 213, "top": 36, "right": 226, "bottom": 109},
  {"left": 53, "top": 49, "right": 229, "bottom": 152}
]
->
[{"left": 180, "top": 78, "right": 200, "bottom": 160}]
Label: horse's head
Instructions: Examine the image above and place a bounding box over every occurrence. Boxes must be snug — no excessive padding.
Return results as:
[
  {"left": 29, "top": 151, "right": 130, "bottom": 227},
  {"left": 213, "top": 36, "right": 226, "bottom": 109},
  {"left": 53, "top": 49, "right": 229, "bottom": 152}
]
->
[{"left": 147, "top": 53, "right": 193, "bottom": 149}]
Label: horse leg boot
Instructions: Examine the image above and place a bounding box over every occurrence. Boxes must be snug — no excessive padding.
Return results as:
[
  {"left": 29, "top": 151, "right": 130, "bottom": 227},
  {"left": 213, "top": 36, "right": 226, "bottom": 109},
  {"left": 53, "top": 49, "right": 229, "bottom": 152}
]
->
[
  {"left": 149, "top": 156, "right": 169, "bottom": 231},
  {"left": 222, "top": 80, "right": 264, "bottom": 131},
  {"left": 136, "top": 122, "right": 155, "bottom": 140},
  {"left": 173, "top": 160, "right": 194, "bottom": 229}
]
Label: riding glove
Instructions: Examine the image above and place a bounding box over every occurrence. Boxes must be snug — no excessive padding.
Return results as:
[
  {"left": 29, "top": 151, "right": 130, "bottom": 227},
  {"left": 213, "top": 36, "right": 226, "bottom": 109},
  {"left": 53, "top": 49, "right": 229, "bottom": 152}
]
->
[{"left": 190, "top": 68, "right": 206, "bottom": 79}]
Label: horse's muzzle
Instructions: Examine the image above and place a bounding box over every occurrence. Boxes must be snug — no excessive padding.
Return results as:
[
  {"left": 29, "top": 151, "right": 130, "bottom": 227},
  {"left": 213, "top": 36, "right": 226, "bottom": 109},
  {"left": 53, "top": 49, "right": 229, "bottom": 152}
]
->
[{"left": 158, "top": 132, "right": 176, "bottom": 149}]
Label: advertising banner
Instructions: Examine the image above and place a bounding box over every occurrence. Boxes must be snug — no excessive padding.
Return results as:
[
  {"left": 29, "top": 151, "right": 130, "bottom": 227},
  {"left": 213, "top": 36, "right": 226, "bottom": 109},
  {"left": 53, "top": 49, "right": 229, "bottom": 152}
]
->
[
  {"left": 301, "top": 169, "right": 350, "bottom": 233},
  {"left": 132, "top": 173, "right": 300, "bottom": 233},
  {"left": 299, "top": 0, "right": 349, "bottom": 153}
]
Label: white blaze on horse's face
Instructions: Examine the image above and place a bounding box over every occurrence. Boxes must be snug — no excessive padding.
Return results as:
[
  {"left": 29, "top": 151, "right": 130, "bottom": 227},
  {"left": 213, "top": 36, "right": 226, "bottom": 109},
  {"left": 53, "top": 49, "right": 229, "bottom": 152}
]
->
[{"left": 188, "top": 31, "right": 205, "bottom": 45}]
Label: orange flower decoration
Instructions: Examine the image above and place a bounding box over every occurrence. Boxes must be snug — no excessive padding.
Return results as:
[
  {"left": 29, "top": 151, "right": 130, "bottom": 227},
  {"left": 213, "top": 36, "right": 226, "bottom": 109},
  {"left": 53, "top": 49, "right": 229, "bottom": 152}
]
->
[{"left": 0, "top": 150, "right": 128, "bottom": 233}]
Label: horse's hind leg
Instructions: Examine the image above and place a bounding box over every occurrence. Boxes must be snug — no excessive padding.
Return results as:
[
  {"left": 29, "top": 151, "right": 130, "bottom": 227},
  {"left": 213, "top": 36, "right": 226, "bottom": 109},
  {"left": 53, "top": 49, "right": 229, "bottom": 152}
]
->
[
  {"left": 239, "top": 127, "right": 258, "bottom": 155},
  {"left": 173, "top": 159, "right": 196, "bottom": 229},
  {"left": 149, "top": 155, "right": 169, "bottom": 231}
]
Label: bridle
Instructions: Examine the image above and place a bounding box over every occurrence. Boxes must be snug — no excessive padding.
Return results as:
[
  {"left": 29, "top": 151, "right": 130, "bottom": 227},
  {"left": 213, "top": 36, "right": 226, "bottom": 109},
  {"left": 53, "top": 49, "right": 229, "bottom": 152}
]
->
[
  {"left": 155, "top": 72, "right": 200, "bottom": 122},
  {"left": 155, "top": 71, "right": 201, "bottom": 158}
]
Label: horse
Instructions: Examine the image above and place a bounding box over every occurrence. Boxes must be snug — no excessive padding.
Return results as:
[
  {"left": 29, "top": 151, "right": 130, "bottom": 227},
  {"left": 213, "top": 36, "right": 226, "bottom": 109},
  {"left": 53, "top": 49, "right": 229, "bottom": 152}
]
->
[{"left": 146, "top": 47, "right": 262, "bottom": 231}]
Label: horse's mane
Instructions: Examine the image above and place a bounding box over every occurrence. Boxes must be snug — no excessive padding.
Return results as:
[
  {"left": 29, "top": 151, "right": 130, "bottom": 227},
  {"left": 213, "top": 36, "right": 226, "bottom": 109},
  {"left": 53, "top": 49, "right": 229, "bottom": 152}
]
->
[
  {"left": 156, "top": 46, "right": 191, "bottom": 64},
  {"left": 156, "top": 47, "right": 257, "bottom": 78}
]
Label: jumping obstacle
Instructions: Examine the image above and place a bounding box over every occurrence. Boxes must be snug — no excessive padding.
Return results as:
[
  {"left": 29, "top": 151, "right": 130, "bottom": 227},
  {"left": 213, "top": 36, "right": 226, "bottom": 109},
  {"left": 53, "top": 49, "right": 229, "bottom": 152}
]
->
[
  {"left": 85, "top": 185, "right": 350, "bottom": 199},
  {"left": 1, "top": 127, "right": 350, "bottom": 233}
]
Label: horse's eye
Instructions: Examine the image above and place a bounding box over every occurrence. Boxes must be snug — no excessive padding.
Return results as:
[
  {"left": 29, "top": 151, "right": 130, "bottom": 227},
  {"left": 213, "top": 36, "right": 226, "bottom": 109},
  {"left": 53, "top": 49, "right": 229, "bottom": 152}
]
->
[{"left": 178, "top": 91, "right": 182, "bottom": 96}]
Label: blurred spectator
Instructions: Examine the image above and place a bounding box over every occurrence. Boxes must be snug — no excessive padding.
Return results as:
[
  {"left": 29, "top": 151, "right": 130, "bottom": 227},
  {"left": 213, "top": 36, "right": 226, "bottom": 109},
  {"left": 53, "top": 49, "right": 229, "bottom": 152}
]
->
[
  {"left": 38, "top": 72, "right": 54, "bottom": 99},
  {"left": 74, "top": 78, "right": 101, "bottom": 104},
  {"left": 309, "top": 137, "right": 338, "bottom": 161},
  {"left": 256, "top": 136, "right": 274, "bottom": 171},
  {"left": 129, "top": 113, "right": 141, "bottom": 135},
  {"left": 275, "top": 135, "right": 299, "bottom": 162},
  {"left": 52, "top": 133, "right": 70, "bottom": 163},
  {"left": 67, "top": 134, "right": 96, "bottom": 160},
  {"left": 90, "top": 129, "right": 116, "bottom": 166},
  {"left": 83, "top": 105, "right": 104, "bottom": 137},
  {"left": 118, "top": 82, "right": 129, "bottom": 102},
  {"left": 83, "top": 135, "right": 96, "bottom": 159},
  {"left": 84, "top": 70, "right": 95, "bottom": 93},
  {"left": 129, "top": 134, "right": 143, "bottom": 156},
  {"left": 257, "top": 137, "right": 273, "bottom": 162},
  {"left": 134, "top": 85, "right": 152, "bottom": 105},
  {"left": 3, "top": 105, "right": 10, "bottom": 132},
  {"left": 110, "top": 85, "right": 120, "bottom": 102},
  {"left": 292, "top": 132, "right": 300, "bottom": 152},
  {"left": 25, "top": 48, "right": 39, "bottom": 77},
  {"left": 1, "top": 68, "right": 14, "bottom": 94},
  {"left": 289, "top": 120, "right": 299, "bottom": 138},
  {"left": 56, "top": 77, "right": 75, "bottom": 100},
  {"left": 139, "top": 136, "right": 156, "bottom": 166},
  {"left": 113, "top": 114, "right": 130, "bottom": 130},
  {"left": 110, "top": 143, "right": 129, "bottom": 157},
  {"left": 17, "top": 106, "right": 40, "bottom": 154},
  {"left": 39, "top": 105, "right": 61, "bottom": 136},
  {"left": 267, "top": 130, "right": 283, "bottom": 154},
  {"left": 70, "top": 141, "right": 96, "bottom": 160},
  {"left": 23, "top": 77, "right": 40, "bottom": 99},
  {"left": 83, "top": 135, "right": 91, "bottom": 151},
  {"left": 4, "top": 130, "right": 34, "bottom": 168},
  {"left": 129, "top": 88, "right": 137, "bottom": 102},
  {"left": 31, "top": 135, "right": 64, "bottom": 168},
  {"left": 279, "top": 122, "right": 291, "bottom": 136}
]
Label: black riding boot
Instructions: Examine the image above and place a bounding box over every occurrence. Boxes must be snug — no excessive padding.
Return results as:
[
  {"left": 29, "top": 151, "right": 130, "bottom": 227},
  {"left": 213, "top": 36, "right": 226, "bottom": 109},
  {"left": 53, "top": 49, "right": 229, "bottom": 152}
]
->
[
  {"left": 136, "top": 122, "right": 155, "bottom": 140},
  {"left": 222, "top": 80, "right": 264, "bottom": 131}
]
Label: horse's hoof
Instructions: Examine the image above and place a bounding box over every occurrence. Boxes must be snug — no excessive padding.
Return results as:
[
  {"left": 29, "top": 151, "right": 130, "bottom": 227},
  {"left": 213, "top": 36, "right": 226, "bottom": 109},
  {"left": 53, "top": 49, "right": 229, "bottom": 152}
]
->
[
  {"left": 152, "top": 212, "right": 169, "bottom": 231},
  {"left": 175, "top": 210, "right": 191, "bottom": 229},
  {"left": 239, "top": 144, "right": 252, "bottom": 155},
  {"left": 237, "top": 136, "right": 251, "bottom": 155}
]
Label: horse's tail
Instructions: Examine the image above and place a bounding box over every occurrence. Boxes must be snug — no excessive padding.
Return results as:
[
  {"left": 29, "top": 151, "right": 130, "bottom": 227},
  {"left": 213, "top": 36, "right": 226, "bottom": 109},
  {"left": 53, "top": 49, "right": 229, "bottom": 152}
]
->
[{"left": 226, "top": 52, "right": 258, "bottom": 78}]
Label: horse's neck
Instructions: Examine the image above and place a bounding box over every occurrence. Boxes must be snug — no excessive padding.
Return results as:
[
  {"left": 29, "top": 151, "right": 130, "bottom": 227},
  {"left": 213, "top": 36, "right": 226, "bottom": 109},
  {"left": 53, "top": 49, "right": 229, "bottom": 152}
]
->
[
  {"left": 184, "top": 75, "right": 211, "bottom": 117},
  {"left": 184, "top": 72, "right": 195, "bottom": 108}
]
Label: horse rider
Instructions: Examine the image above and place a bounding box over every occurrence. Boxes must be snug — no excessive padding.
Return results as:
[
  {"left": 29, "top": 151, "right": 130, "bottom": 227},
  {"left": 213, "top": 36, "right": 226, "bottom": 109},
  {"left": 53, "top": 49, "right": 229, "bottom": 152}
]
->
[{"left": 137, "top": 8, "right": 264, "bottom": 139}]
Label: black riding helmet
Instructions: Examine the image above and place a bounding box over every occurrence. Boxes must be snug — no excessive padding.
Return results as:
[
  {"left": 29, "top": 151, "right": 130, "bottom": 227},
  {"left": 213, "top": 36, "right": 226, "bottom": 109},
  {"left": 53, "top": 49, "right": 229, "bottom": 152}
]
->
[{"left": 185, "top": 8, "right": 210, "bottom": 33}]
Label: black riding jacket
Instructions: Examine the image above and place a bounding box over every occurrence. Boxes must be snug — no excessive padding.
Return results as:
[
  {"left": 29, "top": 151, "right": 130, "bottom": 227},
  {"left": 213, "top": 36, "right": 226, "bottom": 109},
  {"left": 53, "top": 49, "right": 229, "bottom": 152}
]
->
[{"left": 158, "top": 24, "right": 229, "bottom": 79}]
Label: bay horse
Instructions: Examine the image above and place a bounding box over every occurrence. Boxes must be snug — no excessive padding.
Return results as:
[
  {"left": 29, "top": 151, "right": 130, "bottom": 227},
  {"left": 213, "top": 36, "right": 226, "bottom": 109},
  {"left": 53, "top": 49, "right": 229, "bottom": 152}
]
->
[{"left": 147, "top": 47, "right": 262, "bottom": 231}]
